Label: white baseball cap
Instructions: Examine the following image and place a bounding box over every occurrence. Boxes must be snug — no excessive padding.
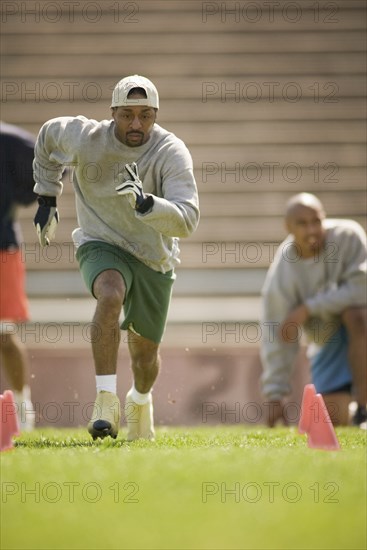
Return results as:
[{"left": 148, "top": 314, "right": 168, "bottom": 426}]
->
[{"left": 111, "top": 75, "right": 159, "bottom": 109}]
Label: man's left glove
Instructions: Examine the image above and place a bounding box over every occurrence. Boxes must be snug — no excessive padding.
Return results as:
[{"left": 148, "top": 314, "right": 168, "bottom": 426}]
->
[
  {"left": 116, "top": 162, "right": 154, "bottom": 214},
  {"left": 33, "top": 195, "right": 59, "bottom": 246}
]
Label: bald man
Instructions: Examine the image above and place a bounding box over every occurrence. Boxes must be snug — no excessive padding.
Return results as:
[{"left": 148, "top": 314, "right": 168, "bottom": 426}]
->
[{"left": 260, "top": 193, "right": 367, "bottom": 427}]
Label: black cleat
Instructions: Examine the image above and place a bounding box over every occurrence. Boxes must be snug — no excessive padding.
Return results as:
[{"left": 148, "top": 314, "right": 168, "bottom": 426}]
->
[
  {"left": 87, "top": 391, "right": 121, "bottom": 440},
  {"left": 90, "top": 420, "right": 116, "bottom": 440}
]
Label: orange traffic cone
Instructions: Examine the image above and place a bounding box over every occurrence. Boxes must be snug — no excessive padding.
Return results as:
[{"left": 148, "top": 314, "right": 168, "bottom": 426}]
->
[
  {"left": 0, "top": 390, "right": 20, "bottom": 452},
  {"left": 307, "top": 394, "right": 340, "bottom": 450},
  {"left": 298, "top": 385, "right": 340, "bottom": 451},
  {"left": 298, "top": 384, "right": 317, "bottom": 434}
]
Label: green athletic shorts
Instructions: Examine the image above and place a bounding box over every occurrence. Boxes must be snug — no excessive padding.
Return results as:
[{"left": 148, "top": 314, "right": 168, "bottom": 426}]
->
[{"left": 76, "top": 241, "right": 176, "bottom": 344}]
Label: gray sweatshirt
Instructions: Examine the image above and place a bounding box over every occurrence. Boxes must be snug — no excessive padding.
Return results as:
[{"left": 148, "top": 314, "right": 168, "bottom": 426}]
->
[
  {"left": 260, "top": 219, "right": 367, "bottom": 400},
  {"left": 33, "top": 116, "right": 200, "bottom": 273}
]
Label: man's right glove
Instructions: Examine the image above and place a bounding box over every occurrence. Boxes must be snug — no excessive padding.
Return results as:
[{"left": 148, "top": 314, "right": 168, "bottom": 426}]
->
[
  {"left": 33, "top": 195, "right": 59, "bottom": 246},
  {"left": 116, "top": 163, "right": 154, "bottom": 214}
]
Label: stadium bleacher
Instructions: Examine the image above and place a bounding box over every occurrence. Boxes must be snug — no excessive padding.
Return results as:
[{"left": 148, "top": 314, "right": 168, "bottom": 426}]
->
[{"left": 1, "top": 0, "right": 366, "bottom": 425}]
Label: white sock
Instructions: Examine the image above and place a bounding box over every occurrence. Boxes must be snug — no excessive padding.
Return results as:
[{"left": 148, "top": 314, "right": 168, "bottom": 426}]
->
[
  {"left": 96, "top": 375, "right": 117, "bottom": 394},
  {"left": 130, "top": 385, "right": 151, "bottom": 405},
  {"left": 13, "top": 385, "right": 32, "bottom": 403}
]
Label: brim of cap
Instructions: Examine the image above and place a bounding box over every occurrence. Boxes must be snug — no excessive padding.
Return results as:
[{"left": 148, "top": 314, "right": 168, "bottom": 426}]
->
[{"left": 110, "top": 98, "right": 159, "bottom": 108}]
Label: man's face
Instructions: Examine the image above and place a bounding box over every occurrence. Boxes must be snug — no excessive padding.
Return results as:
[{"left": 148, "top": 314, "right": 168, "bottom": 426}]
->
[
  {"left": 111, "top": 98, "right": 156, "bottom": 147},
  {"left": 286, "top": 205, "right": 326, "bottom": 258}
]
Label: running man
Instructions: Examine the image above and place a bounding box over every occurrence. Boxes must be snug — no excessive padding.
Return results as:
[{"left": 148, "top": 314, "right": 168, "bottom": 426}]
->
[{"left": 33, "top": 75, "right": 200, "bottom": 440}]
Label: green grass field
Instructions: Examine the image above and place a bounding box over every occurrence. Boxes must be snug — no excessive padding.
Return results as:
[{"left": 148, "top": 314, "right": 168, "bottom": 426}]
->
[{"left": 1, "top": 426, "right": 366, "bottom": 550}]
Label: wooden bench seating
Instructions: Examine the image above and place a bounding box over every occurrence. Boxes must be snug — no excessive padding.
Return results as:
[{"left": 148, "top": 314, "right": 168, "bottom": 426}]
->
[{"left": 2, "top": 0, "right": 365, "bottom": 330}]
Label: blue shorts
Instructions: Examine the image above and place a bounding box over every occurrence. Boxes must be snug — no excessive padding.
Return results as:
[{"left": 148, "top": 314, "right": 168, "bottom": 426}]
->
[{"left": 309, "top": 325, "right": 352, "bottom": 394}]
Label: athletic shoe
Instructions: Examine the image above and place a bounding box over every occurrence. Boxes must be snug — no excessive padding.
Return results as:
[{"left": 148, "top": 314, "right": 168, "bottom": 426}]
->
[
  {"left": 13, "top": 389, "right": 35, "bottom": 432},
  {"left": 351, "top": 404, "right": 367, "bottom": 429},
  {"left": 88, "top": 391, "right": 121, "bottom": 440},
  {"left": 124, "top": 389, "right": 155, "bottom": 441}
]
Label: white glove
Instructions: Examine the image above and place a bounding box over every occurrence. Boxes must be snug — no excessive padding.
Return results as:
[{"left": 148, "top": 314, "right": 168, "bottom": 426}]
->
[{"left": 116, "top": 163, "right": 153, "bottom": 213}]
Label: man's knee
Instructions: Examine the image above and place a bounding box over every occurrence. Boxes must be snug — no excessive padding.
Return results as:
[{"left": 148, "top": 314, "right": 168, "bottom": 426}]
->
[
  {"left": 93, "top": 270, "right": 125, "bottom": 313},
  {"left": 97, "top": 286, "right": 124, "bottom": 308},
  {"left": 342, "top": 306, "right": 367, "bottom": 336}
]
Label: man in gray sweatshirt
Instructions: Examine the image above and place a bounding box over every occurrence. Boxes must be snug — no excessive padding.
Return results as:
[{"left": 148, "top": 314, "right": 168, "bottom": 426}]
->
[
  {"left": 32, "top": 75, "right": 200, "bottom": 440},
  {"left": 260, "top": 193, "right": 366, "bottom": 427}
]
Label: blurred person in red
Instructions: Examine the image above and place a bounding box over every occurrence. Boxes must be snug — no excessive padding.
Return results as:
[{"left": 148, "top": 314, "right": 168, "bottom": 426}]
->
[{"left": 0, "top": 121, "right": 37, "bottom": 430}]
